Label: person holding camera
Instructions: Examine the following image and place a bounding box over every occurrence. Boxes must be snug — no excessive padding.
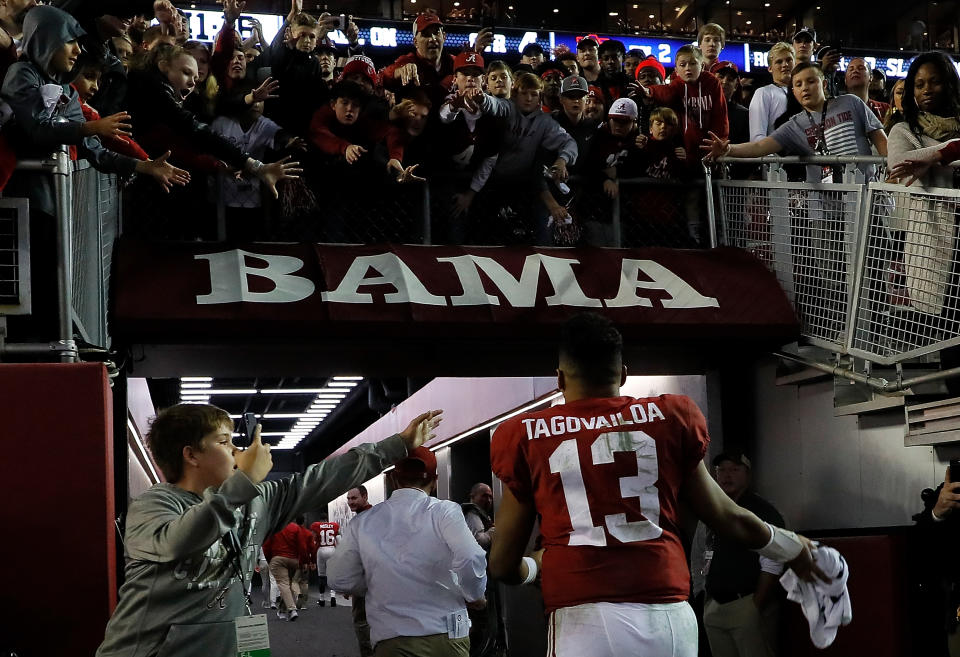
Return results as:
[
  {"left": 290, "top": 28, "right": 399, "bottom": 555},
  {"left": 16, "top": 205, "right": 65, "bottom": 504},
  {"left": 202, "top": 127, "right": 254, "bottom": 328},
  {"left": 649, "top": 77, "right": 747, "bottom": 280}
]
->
[
  {"left": 95, "top": 403, "right": 442, "bottom": 657},
  {"left": 915, "top": 463, "right": 960, "bottom": 656}
]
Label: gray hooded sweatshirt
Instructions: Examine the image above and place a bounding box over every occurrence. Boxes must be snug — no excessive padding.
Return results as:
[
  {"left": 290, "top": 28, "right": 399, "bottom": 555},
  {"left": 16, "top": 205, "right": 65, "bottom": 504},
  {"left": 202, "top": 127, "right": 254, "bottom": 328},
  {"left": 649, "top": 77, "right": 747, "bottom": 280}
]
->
[
  {"left": 95, "top": 435, "right": 408, "bottom": 657},
  {"left": 1, "top": 5, "right": 137, "bottom": 214}
]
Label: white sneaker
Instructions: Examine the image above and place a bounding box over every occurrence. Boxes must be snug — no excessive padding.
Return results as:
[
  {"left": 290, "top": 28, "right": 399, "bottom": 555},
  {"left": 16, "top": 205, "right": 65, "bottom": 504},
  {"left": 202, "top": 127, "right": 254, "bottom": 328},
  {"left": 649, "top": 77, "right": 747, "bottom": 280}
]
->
[
  {"left": 288, "top": 609, "right": 299, "bottom": 622},
  {"left": 277, "top": 610, "right": 288, "bottom": 621}
]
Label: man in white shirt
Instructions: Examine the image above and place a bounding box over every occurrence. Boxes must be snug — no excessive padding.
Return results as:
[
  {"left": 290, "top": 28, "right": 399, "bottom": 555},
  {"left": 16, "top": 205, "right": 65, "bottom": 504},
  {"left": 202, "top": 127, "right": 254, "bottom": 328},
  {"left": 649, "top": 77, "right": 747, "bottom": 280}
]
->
[
  {"left": 328, "top": 447, "right": 487, "bottom": 657},
  {"left": 748, "top": 42, "right": 795, "bottom": 142}
]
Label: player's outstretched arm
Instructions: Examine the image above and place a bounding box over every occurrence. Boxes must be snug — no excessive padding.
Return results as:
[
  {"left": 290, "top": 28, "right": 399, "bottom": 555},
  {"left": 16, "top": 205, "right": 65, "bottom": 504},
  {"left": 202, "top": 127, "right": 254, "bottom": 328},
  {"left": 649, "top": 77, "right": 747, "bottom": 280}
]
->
[
  {"left": 488, "top": 485, "right": 537, "bottom": 585},
  {"left": 681, "top": 461, "right": 775, "bottom": 548},
  {"left": 682, "top": 461, "right": 831, "bottom": 583}
]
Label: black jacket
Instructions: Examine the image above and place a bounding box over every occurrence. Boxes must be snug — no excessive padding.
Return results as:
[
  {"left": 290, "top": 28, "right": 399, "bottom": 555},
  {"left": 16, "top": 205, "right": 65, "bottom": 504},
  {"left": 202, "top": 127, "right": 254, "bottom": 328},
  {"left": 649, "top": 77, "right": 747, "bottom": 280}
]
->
[{"left": 125, "top": 69, "right": 248, "bottom": 168}]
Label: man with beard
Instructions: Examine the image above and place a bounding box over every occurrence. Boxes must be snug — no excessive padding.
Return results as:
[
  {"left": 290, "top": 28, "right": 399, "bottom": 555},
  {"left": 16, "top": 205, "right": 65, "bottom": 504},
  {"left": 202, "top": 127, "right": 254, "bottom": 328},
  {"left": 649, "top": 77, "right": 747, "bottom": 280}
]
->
[
  {"left": 382, "top": 12, "right": 492, "bottom": 113},
  {"left": 576, "top": 36, "right": 601, "bottom": 84}
]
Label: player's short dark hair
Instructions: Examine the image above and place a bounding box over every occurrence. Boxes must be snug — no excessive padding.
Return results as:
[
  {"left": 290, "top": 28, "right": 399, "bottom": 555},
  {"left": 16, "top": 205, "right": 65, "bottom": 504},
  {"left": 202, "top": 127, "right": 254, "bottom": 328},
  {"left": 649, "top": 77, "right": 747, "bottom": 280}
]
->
[
  {"left": 330, "top": 80, "right": 369, "bottom": 105},
  {"left": 352, "top": 485, "right": 368, "bottom": 498},
  {"left": 147, "top": 404, "right": 233, "bottom": 482},
  {"left": 559, "top": 312, "right": 623, "bottom": 386}
]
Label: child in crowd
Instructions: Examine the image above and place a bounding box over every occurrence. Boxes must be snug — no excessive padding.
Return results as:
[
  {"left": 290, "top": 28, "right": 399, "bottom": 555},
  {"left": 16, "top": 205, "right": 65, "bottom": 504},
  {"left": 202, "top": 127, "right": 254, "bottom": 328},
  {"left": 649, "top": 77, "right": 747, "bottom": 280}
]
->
[
  {"left": 71, "top": 60, "right": 149, "bottom": 160},
  {"left": 537, "top": 62, "right": 565, "bottom": 113},
  {"left": 1, "top": 6, "right": 190, "bottom": 216},
  {"left": 474, "top": 71, "right": 578, "bottom": 244},
  {"left": 638, "top": 107, "right": 686, "bottom": 180},
  {"left": 703, "top": 62, "right": 887, "bottom": 182},
  {"left": 485, "top": 60, "right": 513, "bottom": 99},
  {"left": 123, "top": 43, "right": 299, "bottom": 238},
  {"left": 309, "top": 81, "right": 416, "bottom": 180},
  {"left": 638, "top": 44, "right": 728, "bottom": 168},
  {"left": 183, "top": 40, "right": 216, "bottom": 122},
  {"left": 588, "top": 97, "right": 643, "bottom": 199}
]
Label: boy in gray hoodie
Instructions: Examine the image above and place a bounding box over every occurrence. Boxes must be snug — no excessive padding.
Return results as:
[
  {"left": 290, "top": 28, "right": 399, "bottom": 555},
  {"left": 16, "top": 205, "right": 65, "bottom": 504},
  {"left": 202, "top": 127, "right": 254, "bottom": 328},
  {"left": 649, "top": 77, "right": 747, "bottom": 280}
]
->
[
  {"left": 95, "top": 403, "right": 441, "bottom": 657},
  {"left": 1, "top": 5, "right": 189, "bottom": 215}
]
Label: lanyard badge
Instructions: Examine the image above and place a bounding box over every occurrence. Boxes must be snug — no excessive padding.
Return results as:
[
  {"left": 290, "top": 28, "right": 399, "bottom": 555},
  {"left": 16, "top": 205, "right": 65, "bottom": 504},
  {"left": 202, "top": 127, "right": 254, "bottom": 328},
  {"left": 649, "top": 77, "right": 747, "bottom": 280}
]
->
[{"left": 235, "top": 614, "right": 270, "bottom": 657}]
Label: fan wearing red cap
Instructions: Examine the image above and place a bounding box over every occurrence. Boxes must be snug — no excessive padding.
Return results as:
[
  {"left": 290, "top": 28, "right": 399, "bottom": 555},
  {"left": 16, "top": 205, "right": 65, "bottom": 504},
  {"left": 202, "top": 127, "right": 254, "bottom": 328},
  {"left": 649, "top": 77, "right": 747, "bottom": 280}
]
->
[
  {"left": 382, "top": 12, "right": 493, "bottom": 113},
  {"left": 711, "top": 60, "right": 749, "bottom": 143},
  {"left": 584, "top": 85, "right": 606, "bottom": 122},
  {"left": 327, "top": 444, "right": 487, "bottom": 655}
]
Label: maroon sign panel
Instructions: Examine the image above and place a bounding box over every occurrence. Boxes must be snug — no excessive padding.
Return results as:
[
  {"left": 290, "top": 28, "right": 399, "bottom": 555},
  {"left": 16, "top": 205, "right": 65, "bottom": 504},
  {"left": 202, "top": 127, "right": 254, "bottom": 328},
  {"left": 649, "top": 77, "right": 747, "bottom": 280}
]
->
[{"left": 112, "top": 239, "right": 798, "bottom": 344}]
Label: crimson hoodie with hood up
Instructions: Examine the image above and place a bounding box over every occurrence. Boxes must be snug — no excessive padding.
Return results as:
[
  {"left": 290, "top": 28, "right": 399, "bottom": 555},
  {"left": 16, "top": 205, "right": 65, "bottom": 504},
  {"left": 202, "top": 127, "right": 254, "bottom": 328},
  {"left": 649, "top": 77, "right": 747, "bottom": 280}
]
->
[{"left": 649, "top": 70, "right": 728, "bottom": 169}]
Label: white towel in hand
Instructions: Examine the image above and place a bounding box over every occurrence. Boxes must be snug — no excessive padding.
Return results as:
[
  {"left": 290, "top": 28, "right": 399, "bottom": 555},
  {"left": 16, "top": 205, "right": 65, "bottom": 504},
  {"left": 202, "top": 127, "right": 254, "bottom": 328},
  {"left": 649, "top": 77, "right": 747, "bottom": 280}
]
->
[{"left": 779, "top": 545, "right": 852, "bottom": 649}]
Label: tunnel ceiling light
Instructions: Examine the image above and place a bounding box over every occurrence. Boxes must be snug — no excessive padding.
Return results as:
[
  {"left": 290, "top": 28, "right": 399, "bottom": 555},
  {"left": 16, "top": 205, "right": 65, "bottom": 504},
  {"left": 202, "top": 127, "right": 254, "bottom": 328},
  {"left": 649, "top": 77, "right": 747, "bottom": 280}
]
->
[
  {"left": 429, "top": 391, "right": 564, "bottom": 453},
  {"left": 181, "top": 376, "right": 213, "bottom": 382}
]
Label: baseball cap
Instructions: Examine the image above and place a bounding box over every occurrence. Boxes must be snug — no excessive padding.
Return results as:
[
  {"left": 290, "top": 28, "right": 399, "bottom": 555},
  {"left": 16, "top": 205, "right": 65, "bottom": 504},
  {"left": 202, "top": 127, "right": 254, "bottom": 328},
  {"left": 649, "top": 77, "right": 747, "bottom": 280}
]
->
[
  {"left": 316, "top": 37, "right": 338, "bottom": 55},
  {"left": 576, "top": 37, "right": 600, "bottom": 51},
  {"left": 712, "top": 451, "right": 752, "bottom": 469},
  {"left": 711, "top": 60, "right": 739, "bottom": 75},
  {"left": 560, "top": 75, "right": 589, "bottom": 97},
  {"left": 338, "top": 56, "right": 377, "bottom": 86},
  {"left": 522, "top": 42, "right": 544, "bottom": 57},
  {"left": 608, "top": 97, "right": 638, "bottom": 119},
  {"left": 413, "top": 13, "right": 443, "bottom": 37},
  {"left": 792, "top": 26, "right": 817, "bottom": 42},
  {"left": 395, "top": 446, "right": 438, "bottom": 480},
  {"left": 586, "top": 85, "right": 603, "bottom": 100},
  {"left": 454, "top": 50, "right": 485, "bottom": 74},
  {"left": 634, "top": 56, "right": 665, "bottom": 81}
]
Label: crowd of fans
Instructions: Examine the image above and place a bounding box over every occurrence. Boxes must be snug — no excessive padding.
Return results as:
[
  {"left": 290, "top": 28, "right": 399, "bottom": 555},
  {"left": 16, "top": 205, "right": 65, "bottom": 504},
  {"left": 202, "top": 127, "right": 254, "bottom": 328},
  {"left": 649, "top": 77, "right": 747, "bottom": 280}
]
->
[{"left": 1, "top": 1, "right": 958, "bottom": 249}]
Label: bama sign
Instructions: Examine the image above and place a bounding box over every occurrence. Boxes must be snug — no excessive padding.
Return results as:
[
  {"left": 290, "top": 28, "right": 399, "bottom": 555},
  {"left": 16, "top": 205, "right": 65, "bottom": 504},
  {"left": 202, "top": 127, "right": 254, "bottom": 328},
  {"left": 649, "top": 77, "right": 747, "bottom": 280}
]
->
[{"left": 112, "top": 241, "right": 797, "bottom": 344}]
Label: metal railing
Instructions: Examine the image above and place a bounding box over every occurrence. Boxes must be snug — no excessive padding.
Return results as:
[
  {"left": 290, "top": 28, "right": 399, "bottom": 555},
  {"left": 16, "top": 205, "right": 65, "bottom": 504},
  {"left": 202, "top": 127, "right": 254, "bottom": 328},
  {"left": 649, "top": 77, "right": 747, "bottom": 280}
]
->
[
  {"left": 0, "top": 150, "right": 121, "bottom": 362},
  {"left": 213, "top": 174, "right": 703, "bottom": 249},
  {"left": 707, "top": 155, "right": 960, "bottom": 366}
]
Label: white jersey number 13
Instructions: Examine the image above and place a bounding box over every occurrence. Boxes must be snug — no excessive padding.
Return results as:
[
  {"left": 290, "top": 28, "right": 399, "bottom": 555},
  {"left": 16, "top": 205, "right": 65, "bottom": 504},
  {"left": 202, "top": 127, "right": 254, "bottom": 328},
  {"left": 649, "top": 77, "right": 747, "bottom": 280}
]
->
[{"left": 548, "top": 430, "right": 663, "bottom": 546}]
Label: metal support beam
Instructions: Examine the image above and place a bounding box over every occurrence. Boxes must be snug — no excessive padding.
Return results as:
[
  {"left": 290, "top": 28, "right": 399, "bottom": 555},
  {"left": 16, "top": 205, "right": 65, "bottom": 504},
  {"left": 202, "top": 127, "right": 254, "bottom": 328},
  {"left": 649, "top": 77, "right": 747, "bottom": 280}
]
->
[{"left": 774, "top": 350, "right": 960, "bottom": 393}]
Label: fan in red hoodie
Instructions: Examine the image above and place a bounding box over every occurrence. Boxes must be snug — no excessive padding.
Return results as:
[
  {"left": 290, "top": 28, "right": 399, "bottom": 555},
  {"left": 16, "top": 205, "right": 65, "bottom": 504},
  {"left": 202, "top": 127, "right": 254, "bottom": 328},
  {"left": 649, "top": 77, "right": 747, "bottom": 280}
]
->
[
  {"left": 637, "top": 45, "right": 727, "bottom": 170},
  {"left": 72, "top": 61, "right": 149, "bottom": 161}
]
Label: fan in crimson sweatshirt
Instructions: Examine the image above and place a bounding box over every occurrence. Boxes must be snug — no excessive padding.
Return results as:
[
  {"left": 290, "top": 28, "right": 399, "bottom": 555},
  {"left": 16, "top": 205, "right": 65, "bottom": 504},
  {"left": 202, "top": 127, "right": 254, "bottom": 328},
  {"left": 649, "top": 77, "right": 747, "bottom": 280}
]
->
[{"left": 639, "top": 45, "right": 728, "bottom": 170}]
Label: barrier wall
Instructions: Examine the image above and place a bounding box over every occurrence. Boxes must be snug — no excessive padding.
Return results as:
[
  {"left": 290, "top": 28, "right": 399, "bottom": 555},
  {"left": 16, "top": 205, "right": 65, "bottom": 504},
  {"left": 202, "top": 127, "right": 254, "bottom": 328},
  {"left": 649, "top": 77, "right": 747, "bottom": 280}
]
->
[{"left": 0, "top": 363, "right": 116, "bottom": 656}]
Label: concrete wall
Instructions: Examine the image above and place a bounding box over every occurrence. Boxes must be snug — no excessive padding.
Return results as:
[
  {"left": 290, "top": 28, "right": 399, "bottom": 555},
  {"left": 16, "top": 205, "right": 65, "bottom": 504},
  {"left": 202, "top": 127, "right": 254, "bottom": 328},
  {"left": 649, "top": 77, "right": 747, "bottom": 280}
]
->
[{"left": 750, "top": 357, "right": 949, "bottom": 531}]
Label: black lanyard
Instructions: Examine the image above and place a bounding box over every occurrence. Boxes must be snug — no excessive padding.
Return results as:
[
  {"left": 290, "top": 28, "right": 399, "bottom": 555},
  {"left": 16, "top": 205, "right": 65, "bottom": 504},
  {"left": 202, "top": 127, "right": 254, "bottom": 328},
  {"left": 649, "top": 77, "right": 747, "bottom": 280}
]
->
[{"left": 804, "top": 99, "right": 830, "bottom": 155}]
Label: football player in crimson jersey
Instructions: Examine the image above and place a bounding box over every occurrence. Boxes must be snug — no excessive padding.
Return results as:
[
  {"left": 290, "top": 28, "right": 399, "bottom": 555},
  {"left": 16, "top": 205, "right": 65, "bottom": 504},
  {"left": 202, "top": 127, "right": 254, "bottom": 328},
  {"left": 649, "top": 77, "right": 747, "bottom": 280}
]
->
[
  {"left": 489, "top": 313, "right": 828, "bottom": 657},
  {"left": 312, "top": 520, "right": 341, "bottom": 607}
]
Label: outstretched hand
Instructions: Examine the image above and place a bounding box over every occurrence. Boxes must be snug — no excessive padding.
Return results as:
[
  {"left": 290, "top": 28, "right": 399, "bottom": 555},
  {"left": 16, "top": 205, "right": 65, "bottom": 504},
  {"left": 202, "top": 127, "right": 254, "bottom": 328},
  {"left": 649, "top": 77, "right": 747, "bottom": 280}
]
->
[
  {"left": 399, "top": 410, "right": 443, "bottom": 450},
  {"left": 137, "top": 151, "right": 191, "bottom": 192},
  {"left": 256, "top": 156, "right": 302, "bottom": 198},
  {"left": 235, "top": 424, "right": 273, "bottom": 483},
  {"left": 251, "top": 77, "right": 280, "bottom": 102},
  {"left": 700, "top": 130, "right": 730, "bottom": 161},
  {"left": 887, "top": 158, "right": 932, "bottom": 187}
]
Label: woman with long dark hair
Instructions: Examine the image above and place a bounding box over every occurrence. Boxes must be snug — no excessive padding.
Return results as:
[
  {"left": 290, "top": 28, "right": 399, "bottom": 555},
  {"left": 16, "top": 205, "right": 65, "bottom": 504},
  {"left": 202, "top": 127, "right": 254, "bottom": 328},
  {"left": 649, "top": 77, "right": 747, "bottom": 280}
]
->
[
  {"left": 887, "top": 51, "right": 960, "bottom": 188},
  {"left": 886, "top": 52, "right": 960, "bottom": 334}
]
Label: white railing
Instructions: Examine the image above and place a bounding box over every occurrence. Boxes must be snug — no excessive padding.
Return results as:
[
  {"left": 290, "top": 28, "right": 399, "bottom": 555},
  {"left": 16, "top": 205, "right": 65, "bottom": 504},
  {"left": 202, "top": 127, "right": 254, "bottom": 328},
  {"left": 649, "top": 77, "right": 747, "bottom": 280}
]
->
[{"left": 708, "top": 156, "right": 960, "bottom": 365}]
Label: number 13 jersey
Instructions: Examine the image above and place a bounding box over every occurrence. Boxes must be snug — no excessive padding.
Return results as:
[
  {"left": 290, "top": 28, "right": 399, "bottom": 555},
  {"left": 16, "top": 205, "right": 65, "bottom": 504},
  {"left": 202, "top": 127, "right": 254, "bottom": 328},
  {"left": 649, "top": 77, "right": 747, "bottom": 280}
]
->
[{"left": 491, "top": 394, "right": 709, "bottom": 613}]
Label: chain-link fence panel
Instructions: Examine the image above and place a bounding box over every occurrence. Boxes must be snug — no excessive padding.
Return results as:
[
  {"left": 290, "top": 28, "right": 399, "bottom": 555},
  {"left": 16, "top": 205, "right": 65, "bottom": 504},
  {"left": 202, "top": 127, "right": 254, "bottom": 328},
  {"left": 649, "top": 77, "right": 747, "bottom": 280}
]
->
[
  {"left": 717, "top": 179, "right": 864, "bottom": 351},
  {"left": 70, "top": 164, "right": 119, "bottom": 348},
  {"left": 849, "top": 183, "right": 960, "bottom": 364},
  {"left": 618, "top": 178, "right": 706, "bottom": 248}
]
